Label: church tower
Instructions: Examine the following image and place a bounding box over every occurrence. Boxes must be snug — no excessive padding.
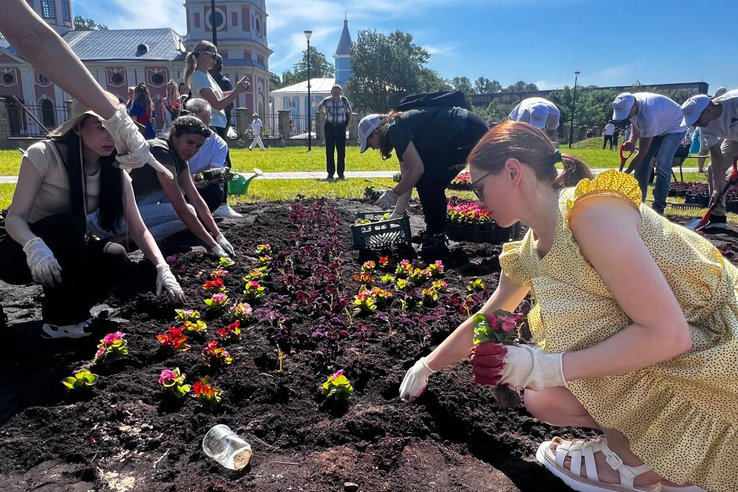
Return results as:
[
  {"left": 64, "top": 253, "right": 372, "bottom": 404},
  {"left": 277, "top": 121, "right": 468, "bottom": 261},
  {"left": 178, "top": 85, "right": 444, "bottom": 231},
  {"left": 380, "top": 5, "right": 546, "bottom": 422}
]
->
[
  {"left": 27, "top": 0, "right": 74, "bottom": 36},
  {"left": 334, "top": 16, "right": 352, "bottom": 88},
  {"left": 183, "top": 0, "right": 272, "bottom": 117}
]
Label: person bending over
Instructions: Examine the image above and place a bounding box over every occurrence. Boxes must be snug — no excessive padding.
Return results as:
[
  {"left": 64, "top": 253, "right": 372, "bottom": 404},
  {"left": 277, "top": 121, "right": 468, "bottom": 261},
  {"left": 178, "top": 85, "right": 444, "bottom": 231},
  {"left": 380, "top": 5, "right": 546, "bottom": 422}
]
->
[{"left": 185, "top": 98, "right": 229, "bottom": 212}]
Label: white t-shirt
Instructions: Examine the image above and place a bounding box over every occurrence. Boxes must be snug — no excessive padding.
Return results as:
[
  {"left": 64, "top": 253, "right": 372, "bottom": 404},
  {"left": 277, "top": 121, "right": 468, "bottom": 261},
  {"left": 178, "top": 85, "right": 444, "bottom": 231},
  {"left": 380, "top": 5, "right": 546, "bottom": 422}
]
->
[
  {"left": 251, "top": 118, "right": 263, "bottom": 134},
  {"left": 509, "top": 97, "right": 560, "bottom": 130},
  {"left": 630, "top": 92, "right": 686, "bottom": 138},
  {"left": 604, "top": 123, "right": 615, "bottom": 135},
  {"left": 187, "top": 132, "right": 228, "bottom": 175},
  {"left": 189, "top": 70, "right": 228, "bottom": 129},
  {"left": 702, "top": 91, "right": 738, "bottom": 148}
]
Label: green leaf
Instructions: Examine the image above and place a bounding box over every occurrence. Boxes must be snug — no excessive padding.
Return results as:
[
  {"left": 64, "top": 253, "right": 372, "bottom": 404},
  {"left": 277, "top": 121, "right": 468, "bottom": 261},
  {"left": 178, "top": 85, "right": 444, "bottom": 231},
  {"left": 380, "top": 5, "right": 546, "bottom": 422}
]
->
[{"left": 62, "top": 377, "right": 76, "bottom": 390}]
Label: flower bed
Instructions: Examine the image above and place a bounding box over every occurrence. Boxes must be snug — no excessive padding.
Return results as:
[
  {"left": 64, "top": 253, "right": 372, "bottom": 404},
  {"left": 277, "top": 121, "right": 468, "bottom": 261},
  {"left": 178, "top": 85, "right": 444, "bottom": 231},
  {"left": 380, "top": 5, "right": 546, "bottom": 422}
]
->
[
  {"left": 446, "top": 198, "right": 513, "bottom": 243},
  {"left": 0, "top": 198, "right": 593, "bottom": 491}
]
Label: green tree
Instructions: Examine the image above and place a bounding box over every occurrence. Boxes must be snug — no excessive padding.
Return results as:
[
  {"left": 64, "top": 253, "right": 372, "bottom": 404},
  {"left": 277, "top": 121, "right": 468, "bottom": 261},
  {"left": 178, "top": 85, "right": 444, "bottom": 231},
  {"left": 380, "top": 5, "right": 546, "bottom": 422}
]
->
[
  {"left": 450, "top": 76, "right": 476, "bottom": 97},
  {"left": 292, "top": 46, "right": 334, "bottom": 81},
  {"left": 474, "top": 77, "right": 502, "bottom": 94},
  {"left": 74, "top": 16, "right": 108, "bottom": 31},
  {"left": 419, "top": 68, "right": 451, "bottom": 92},
  {"left": 503, "top": 80, "right": 539, "bottom": 92},
  {"left": 345, "top": 29, "right": 433, "bottom": 113}
]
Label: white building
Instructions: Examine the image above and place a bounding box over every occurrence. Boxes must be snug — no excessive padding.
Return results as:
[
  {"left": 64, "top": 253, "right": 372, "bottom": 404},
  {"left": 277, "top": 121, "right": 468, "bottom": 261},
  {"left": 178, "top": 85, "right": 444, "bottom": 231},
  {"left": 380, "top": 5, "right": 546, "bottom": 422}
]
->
[{"left": 270, "top": 78, "right": 334, "bottom": 134}]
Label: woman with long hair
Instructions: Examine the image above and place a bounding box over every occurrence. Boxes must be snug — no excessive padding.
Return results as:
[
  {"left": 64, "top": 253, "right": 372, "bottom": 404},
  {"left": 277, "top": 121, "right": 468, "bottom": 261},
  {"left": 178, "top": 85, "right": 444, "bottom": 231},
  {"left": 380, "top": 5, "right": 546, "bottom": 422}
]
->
[
  {"left": 184, "top": 40, "right": 249, "bottom": 218},
  {"left": 0, "top": 94, "right": 185, "bottom": 339},
  {"left": 358, "top": 106, "right": 489, "bottom": 258},
  {"left": 400, "top": 121, "right": 737, "bottom": 492},
  {"left": 162, "top": 80, "right": 181, "bottom": 137},
  {"left": 130, "top": 82, "right": 156, "bottom": 139}
]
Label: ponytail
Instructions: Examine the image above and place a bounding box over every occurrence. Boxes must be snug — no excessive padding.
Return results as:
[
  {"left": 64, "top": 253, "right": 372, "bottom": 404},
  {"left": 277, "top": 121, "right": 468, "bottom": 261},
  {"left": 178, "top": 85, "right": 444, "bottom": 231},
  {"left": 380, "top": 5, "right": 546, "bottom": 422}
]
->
[
  {"left": 184, "top": 52, "right": 197, "bottom": 89},
  {"left": 553, "top": 154, "right": 593, "bottom": 189},
  {"left": 184, "top": 40, "right": 217, "bottom": 89}
]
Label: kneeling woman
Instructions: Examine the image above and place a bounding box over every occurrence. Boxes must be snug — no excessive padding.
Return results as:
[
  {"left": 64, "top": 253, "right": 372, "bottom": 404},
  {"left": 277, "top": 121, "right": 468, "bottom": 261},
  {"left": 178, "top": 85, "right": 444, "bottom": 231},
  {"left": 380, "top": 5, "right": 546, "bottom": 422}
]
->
[
  {"left": 399, "top": 121, "right": 737, "bottom": 492},
  {"left": 359, "top": 106, "right": 488, "bottom": 257},
  {"left": 0, "top": 96, "right": 185, "bottom": 339}
]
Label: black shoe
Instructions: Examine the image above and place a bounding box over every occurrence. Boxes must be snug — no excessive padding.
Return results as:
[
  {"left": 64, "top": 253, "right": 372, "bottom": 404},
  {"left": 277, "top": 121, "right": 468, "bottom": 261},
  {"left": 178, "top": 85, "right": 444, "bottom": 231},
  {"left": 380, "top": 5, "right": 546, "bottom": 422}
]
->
[
  {"left": 703, "top": 214, "right": 728, "bottom": 230},
  {"left": 326, "top": 174, "right": 334, "bottom": 181},
  {"left": 338, "top": 174, "right": 346, "bottom": 180},
  {"left": 420, "top": 234, "right": 449, "bottom": 259},
  {"left": 411, "top": 229, "right": 428, "bottom": 244}
]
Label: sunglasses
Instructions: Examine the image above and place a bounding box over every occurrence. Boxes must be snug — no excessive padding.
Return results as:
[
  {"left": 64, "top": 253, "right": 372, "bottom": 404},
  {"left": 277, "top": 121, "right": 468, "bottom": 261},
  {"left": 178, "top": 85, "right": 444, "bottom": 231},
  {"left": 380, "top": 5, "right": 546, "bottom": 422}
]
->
[
  {"left": 470, "top": 170, "right": 494, "bottom": 201},
  {"left": 201, "top": 51, "right": 217, "bottom": 58}
]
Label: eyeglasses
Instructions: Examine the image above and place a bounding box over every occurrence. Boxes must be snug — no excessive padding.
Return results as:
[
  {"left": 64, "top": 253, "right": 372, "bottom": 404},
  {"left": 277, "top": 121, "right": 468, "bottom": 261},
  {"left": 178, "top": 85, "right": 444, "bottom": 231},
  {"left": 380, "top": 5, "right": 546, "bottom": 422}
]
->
[
  {"left": 201, "top": 51, "right": 217, "bottom": 58},
  {"left": 470, "top": 171, "right": 494, "bottom": 201}
]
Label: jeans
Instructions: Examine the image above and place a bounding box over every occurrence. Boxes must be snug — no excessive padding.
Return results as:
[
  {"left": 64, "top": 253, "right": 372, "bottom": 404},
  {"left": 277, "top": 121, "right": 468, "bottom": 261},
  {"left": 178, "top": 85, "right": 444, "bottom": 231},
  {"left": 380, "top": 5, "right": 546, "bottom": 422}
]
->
[
  {"left": 603, "top": 135, "right": 613, "bottom": 150},
  {"left": 325, "top": 121, "right": 347, "bottom": 177},
  {"left": 634, "top": 131, "right": 685, "bottom": 214},
  {"left": 0, "top": 213, "right": 130, "bottom": 324},
  {"left": 212, "top": 126, "right": 231, "bottom": 205},
  {"left": 87, "top": 197, "right": 193, "bottom": 242}
]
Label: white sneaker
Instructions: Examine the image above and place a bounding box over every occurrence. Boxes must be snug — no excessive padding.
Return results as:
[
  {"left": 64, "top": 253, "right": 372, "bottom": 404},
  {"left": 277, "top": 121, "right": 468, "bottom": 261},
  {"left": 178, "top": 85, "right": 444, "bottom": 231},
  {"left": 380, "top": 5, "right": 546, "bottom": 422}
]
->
[
  {"left": 214, "top": 204, "right": 243, "bottom": 218},
  {"left": 41, "top": 318, "right": 93, "bottom": 339}
]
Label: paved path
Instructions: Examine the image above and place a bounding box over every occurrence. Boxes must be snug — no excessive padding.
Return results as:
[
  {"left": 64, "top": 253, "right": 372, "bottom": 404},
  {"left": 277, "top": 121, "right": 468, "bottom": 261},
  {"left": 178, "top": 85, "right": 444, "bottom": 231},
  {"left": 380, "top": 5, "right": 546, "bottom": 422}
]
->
[{"left": 0, "top": 168, "right": 703, "bottom": 185}]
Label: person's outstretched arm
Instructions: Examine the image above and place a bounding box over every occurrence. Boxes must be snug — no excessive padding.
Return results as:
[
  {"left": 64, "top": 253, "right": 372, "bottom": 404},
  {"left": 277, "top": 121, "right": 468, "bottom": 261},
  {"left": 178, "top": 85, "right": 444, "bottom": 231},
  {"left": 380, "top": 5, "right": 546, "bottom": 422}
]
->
[{"left": 1, "top": 0, "right": 116, "bottom": 119}]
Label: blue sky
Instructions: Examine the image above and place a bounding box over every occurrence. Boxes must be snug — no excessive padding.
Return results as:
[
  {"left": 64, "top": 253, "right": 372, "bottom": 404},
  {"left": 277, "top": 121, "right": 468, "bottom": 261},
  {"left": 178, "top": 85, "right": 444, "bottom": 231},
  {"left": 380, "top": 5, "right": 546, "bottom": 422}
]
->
[{"left": 73, "top": 0, "right": 737, "bottom": 92}]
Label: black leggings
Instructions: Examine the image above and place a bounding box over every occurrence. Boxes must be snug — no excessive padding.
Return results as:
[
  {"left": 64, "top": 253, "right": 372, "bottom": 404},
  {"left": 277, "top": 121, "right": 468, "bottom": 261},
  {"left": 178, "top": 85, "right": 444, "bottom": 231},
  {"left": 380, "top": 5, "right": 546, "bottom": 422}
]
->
[
  {"left": 0, "top": 214, "right": 130, "bottom": 325},
  {"left": 212, "top": 126, "right": 232, "bottom": 205},
  {"left": 415, "top": 111, "right": 489, "bottom": 235}
]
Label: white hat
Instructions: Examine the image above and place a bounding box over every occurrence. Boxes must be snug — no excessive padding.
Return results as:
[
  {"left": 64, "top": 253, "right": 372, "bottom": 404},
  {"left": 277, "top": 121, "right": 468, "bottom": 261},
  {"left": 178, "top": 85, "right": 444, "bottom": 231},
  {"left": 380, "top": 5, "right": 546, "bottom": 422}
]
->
[
  {"left": 252, "top": 112, "right": 259, "bottom": 117},
  {"left": 358, "top": 114, "right": 382, "bottom": 153},
  {"left": 714, "top": 87, "right": 728, "bottom": 97},
  {"left": 612, "top": 93, "right": 636, "bottom": 120},
  {"left": 50, "top": 91, "right": 122, "bottom": 137},
  {"left": 681, "top": 95, "right": 711, "bottom": 127},
  {"left": 528, "top": 105, "right": 549, "bottom": 129}
]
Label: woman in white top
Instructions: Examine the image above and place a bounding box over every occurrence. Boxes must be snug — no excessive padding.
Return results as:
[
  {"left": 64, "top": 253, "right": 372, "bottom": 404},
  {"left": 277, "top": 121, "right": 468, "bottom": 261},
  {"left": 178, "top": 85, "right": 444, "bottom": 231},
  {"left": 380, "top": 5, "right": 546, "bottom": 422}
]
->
[
  {"left": 184, "top": 40, "right": 250, "bottom": 218},
  {"left": 161, "top": 80, "right": 181, "bottom": 137},
  {"left": 0, "top": 93, "right": 185, "bottom": 339}
]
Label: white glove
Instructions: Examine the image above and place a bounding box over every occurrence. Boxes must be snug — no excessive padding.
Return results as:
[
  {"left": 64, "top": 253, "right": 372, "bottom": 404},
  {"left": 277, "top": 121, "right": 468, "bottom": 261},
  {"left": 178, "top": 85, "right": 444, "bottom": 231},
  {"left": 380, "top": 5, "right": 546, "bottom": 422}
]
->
[
  {"left": 216, "top": 234, "right": 235, "bottom": 257},
  {"left": 399, "top": 357, "right": 436, "bottom": 401},
  {"left": 211, "top": 244, "right": 231, "bottom": 259},
  {"left": 101, "top": 105, "right": 173, "bottom": 179},
  {"left": 374, "top": 189, "right": 399, "bottom": 209},
  {"left": 156, "top": 264, "right": 185, "bottom": 304},
  {"left": 498, "top": 345, "right": 566, "bottom": 391},
  {"left": 23, "top": 237, "right": 63, "bottom": 288},
  {"left": 389, "top": 210, "right": 405, "bottom": 220}
]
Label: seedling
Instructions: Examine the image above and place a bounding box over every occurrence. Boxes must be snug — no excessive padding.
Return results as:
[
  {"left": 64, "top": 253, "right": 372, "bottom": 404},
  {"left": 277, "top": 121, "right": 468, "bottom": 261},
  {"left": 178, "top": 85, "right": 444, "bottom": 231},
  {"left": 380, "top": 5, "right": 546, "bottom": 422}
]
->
[
  {"left": 230, "top": 302, "right": 252, "bottom": 321},
  {"left": 159, "top": 368, "right": 191, "bottom": 398},
  {"left": 157, "top": 327, "right": 191, "bottom": 352},
  {"left": 62, "top": 368, "right": 98, "bottom": 391},
  {"left": 472, "top": 309, "right": 522, "bottom": 346},
  {"left": 467, "top": 278, "right": 486, "bottom": 292},
  {"left": 193, "top": 376, "right": 222, "bottom": 408},
  {"left": 202, "top": 277, "right": 226, "bottom": 293},
  {"left": 205, "top": 293, "right": 229, "bottom": 311},
  {"left": 93, "top": 332, "right": 128, "bottom": 364},
  {"left": 202, "top": 340, "right": 233, "bottom": 365},
  {"left": 320, "top": 369, "right": 354, "bottom": 401},
  {"left": 219, "top": 257, "right": 235, "bottom": 268},
  {"left": 243, "top": 281, "right": 265, "bottom": 301},
  {"left": 216, "top": 321, "right": 242, "bottom": 341}
]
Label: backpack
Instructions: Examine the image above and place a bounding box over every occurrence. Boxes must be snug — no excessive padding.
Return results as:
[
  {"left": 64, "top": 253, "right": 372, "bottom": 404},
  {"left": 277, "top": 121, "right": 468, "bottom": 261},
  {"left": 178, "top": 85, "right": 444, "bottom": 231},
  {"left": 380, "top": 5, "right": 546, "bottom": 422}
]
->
[{"left": 395, "top": 90, "right": 467, "bottom": 112}]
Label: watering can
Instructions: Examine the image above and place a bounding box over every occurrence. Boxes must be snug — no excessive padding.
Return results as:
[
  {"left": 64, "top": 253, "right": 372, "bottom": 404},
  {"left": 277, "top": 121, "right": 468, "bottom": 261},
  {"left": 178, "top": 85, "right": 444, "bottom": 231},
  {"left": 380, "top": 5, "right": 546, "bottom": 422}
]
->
[{"left": 228, "top": 168, "right": 264, "bottom": 196}]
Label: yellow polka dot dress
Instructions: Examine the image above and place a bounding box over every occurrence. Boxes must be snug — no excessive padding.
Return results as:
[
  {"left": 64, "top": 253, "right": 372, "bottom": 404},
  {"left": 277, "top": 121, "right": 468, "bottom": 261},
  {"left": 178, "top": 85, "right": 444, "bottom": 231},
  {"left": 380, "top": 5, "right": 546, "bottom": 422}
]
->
[{"left": 499, "top": 170, "right": 738, "bottom": 492}]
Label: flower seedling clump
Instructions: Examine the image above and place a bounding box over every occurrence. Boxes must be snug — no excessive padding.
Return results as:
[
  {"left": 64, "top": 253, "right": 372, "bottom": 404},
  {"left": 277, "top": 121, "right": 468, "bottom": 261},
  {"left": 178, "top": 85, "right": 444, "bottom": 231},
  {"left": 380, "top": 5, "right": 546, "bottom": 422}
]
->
[
  {"left": 94, "top": 332, "right": 128, "bottom": 364},
  {"left": 167, "top": 255, "right": 187, "bottom": 275},
  {"left": 353, "top": 272, "right": 375, "bottom": 286},
  {"left": 428, "top": 260, "right": 445, "bottom": 278},
  {"left": 157, "top": 327, "right": 191, "bottom": 352},
  {"left": 380, "top": 273, "right": 396, "bottom": 284},
  {"left": 216, "top": 321, "right": 242, "bottom": 341},
  {"left": 205, "top": 292, "right": 229, "bottom": 311},
  {"left": 243, "top": 281, "right": 265, "bottom": 302},
  {"left": 378, "top": 256, "right": 394, "bottom": 270},
  {"left": 432, "top": 279, "right": 448, "bottom": 292},
  {"left": 202, "top": 340, "right": 233, "bottom": 365},
  {"left": 174, "top": 309, "right": 201, "bottom": 323},
  {"left": 256, "top": 243, "right": 271, "bottom": 254},
  {"left": 219, "top": 257, "right": 235, "bottom": 268},
  {"left": 447, "top": 201, "right": 493, "bottom": 224},
  {"left": 361, "top": 261, "right": 376, "bottom": 273},
  {"left": 230, "top": 302, "right": 252, "bottom": 321},
  {"left": 407, "top": 267, "right": 430, "bottom": 285},
  {"left": 258, "top": 255, "right": 272, "bottom": 267},
  {"left": 211, "top": 268, "right": 228, "bottom": 278},
  {"left": 193, "top": 376, "right": 222, "bottom": 408},
  {"left": 353, "top": 290, "right": 377, "bottom": 314},
  {"left": 370, "top": 287, "right": 393, "bottom": 308},
  {"left": 62, "top": 369, "right": 98, "bottom": 391},
  {"left": 467, "top": 278, "right": 486, "bottom": 292},
  {"left": 395, "top": 259, "right": 413, "bottom": 278},
  {"left": 180, "top": 320, "right": 208, "bottom": 334},
  {"left": 472, "top": 309, "right": 522, "bottom": 346},
  {"left": 320, "top": 369, "right": 354, "bottom": 401},
  {"left": 202, "top": 277, "right": 226, "bottom": 293},
  {"left": 243, "top": 267, "right": 267, "bottom": 282},
  {"left": 422, "top": 287, "right": 440, "bottom": 306},
  {"left": 159, "top": 368, "right": 191, "bottom": 398}
]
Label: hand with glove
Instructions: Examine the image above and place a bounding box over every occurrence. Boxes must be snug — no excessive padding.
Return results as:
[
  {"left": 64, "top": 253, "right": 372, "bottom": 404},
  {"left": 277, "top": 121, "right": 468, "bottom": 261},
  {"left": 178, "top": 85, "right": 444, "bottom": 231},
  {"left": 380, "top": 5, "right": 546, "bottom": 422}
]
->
[
  {"left": 210, "top": 243, "right": 231, "bottom": 260},
  {"left": 470, "top": 343, "right": 566, "bottom": 391},
  {"left": 389, "top": 210, "right": 405, "bottom": 220},
  {"left": 399, "top": 357, "right": 436, "bottom": 401},
  {"left": 374, "top": 188, "right": 399, "bottom": 209},
  {"left": 102, "top": 105, "right": 173, "bottom": 179},
  {"left": 156, "top": 264, "right": 185, "bottom": 304},
  {"left": 23, "top": 237, "right": 63, "bottom": 288},
  {"left": 215, "top": 234, "right": 235, "bottom": 257}
]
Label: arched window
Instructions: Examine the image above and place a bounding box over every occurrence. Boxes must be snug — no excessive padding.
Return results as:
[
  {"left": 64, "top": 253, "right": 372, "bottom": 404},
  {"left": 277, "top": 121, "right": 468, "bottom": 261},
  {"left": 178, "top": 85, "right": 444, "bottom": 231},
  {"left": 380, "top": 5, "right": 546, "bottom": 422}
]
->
[
  {"left": 41, "top": 0, "right": 55, "bottom": 19},
  {"left": 41, "top": 99, "right": 56, "bottom": 128}
]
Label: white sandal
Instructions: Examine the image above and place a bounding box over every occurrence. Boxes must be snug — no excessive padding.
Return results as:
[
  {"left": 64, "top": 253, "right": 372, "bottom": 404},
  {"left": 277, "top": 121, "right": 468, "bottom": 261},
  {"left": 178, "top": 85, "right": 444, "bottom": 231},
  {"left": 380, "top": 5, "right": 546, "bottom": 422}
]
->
[{"left": 536, "top": 437, "right": 662, "bottom": 492}]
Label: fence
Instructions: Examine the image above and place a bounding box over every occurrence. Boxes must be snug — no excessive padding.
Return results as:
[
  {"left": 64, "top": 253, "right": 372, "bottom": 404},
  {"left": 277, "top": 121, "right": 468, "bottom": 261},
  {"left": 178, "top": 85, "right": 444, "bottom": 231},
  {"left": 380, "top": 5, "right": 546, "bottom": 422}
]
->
[
  {"left": 4, "top": 100, "right": 68, "bottom": 137},
  {"left": 285, "top": 115, "right": 316, "bottom": 139}
]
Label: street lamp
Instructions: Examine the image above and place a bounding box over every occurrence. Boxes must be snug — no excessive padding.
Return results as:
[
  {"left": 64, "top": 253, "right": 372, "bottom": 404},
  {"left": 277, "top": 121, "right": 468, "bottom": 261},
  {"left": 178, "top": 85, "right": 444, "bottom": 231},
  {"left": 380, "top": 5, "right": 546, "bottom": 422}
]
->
[
  {"left": 304, "top": 30, "right": 313, "bottom": 151},
  {"left": 210, "top": 0, "right": 217, "bottom": 46},
  {"left": 568, "top": 71, "right": 580, "bottom": 148}
]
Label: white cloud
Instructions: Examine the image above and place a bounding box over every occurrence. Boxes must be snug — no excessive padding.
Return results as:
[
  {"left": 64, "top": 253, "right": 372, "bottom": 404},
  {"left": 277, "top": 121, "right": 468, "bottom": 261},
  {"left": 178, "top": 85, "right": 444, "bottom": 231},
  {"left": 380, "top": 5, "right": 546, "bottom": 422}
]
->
[
  {"left": 107, "top": 0, "right": 186, "bottom": 33},
  {"left": 422, "top": 44, "right": 455, "bottom": 56}
]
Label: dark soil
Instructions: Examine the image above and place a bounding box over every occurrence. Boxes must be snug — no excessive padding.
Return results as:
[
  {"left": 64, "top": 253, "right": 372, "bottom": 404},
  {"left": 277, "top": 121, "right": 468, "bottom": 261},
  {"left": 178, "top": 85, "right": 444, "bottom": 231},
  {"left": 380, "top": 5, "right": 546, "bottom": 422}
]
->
[{"left": 1, "top": 200, "right": 735, "bottom": 492}]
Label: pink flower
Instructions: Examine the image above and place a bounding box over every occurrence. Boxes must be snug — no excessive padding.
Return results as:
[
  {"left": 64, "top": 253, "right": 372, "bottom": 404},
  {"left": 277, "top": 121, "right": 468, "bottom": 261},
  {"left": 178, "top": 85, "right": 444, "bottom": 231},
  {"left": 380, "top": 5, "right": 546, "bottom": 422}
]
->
[
  {"left": 159, "top": 369, "right": 177, "bottom": 384},
  {"left": 501, "top": 319, "right": 517, "bottom": 332},
  {"left": 102, "top": 331, "right": 125, "bottom": 345},
  {"left": 212, "top": 293, "right": 227, "bottom": 302},
  {"left": 330, "top": 369, "right": 344, "bottom": 379},
  {"left": 95, "top": 346, "right": 105, "bottom": 359},
  {"left": 166, "top": 255, "right": 177, "bottom": 264}
]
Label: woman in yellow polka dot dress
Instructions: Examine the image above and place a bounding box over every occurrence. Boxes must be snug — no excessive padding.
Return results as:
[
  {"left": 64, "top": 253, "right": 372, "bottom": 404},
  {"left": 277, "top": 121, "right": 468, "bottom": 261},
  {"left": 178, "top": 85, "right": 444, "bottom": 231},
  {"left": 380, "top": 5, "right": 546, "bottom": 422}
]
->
[{"left": 398, "top": 121, "right": 737, "bottom": 492}]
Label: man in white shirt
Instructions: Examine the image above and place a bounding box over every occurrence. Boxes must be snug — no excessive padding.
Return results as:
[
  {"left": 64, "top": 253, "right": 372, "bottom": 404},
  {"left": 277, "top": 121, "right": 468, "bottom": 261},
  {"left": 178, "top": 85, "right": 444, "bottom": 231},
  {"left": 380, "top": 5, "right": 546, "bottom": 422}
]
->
[
  {"left": 613, "top": 92, "right": 687, "bottom": 215},
  {"left": 508, "top": 97, "right": 560, "bottom": 138},
  {"left": 682, "top": 90, "right": 738, "bottom": 229},
  {"left": 249, "top": 113, "right": 265, "bottom": 151},
  {"left": 603, "top": 121, "right": 615, "bottom": 150},
  {"left": 185, "top": 98, "right": 229, "bottom": 212}
]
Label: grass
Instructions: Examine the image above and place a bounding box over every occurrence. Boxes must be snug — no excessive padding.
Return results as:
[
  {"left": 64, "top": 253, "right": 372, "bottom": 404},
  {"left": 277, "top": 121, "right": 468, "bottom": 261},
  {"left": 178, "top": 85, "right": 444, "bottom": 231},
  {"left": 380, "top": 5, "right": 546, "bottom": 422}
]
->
[{"left": 0, "top": 183, "right": 14, "bottom": 209}]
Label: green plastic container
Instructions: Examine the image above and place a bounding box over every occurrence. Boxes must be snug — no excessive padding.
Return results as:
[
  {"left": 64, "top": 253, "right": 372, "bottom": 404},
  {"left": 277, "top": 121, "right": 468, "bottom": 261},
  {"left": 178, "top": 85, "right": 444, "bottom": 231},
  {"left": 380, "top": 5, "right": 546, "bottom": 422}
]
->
[{"left": 228, "top": 173, "right": 248, "bottom": 195}]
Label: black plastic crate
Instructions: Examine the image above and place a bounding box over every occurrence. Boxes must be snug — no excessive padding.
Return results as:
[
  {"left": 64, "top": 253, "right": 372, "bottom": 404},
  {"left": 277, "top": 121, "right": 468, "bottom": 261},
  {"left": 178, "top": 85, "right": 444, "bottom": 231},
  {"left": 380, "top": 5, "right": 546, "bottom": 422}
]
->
[
  {"left": 446, "top": 221, "right": 519, "bottom": 244},
  {"left": 350, "top": 212, "right": 412, "bottom": 250}
]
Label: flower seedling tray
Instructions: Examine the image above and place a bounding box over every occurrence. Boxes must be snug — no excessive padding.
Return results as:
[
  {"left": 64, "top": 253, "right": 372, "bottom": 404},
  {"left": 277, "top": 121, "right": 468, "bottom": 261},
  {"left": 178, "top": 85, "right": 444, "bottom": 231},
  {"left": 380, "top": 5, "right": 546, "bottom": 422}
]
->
[
  {"left": 446, "top": 221, "right": 515, "bottom": 244},
  {"left": 350, "top": 212, "right": 412, "bottom": 251}
]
